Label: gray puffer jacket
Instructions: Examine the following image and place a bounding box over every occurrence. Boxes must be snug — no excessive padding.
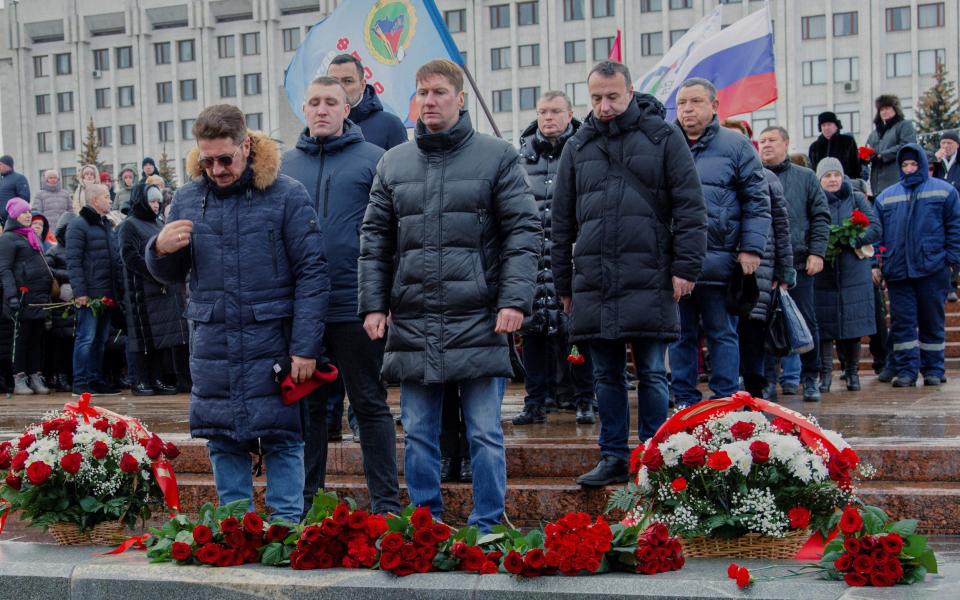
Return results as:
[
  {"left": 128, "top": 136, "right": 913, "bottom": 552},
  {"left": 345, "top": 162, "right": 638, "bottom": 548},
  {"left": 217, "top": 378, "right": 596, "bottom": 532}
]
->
[
  {"left": 33, "top": 180, "right": 73, "bottom": 227},
  {"left": 358, "top": 111, "right": 542, "bottom": 384}
]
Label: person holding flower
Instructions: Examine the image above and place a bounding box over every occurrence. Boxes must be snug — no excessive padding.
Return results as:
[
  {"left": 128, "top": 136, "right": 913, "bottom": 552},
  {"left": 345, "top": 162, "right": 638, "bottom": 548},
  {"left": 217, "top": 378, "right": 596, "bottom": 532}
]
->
[
  {"left": 812, "top": 158, "right": 881, "bottom": 392},
  {"left": 0, "top": 197, "right": 53, "bottom": 394}
]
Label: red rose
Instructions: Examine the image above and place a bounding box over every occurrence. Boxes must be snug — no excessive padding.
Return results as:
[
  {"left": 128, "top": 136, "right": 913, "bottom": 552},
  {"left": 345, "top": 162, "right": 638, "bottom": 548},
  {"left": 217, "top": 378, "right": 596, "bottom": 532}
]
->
[
  {"left": 843, "top": 537, "right": 861, "bottom": 555},
  {"left": 410, "top": 506, "right": 434, "bottom": 530},
  {"left": 224, "top": 530, "right": 246, "bottom": 549},
  {"left": 839, "top": 506, "right": 863, "bottom": 535},
  {"left": 379, "top": 551, "right": 401, "bottom": 571},
  {"left": 852, "top": 554, "right": 874, "bottom": 575},
  {"left": 870, "top": 572, "right": 894, "bottom": 587},
  {"left": 431, "top": 522, "right": 451, "bottom": 541},
  {"left": 671, "top": 477, "right": 687, "bottom": 493},
  {"left": 110, "top": 421, "right": 128, "bottom": 440},
  {"left": 681, "top": 445, "right": 707, "bottom": 468},
  {"left": 859, "top": 535, "right": 876, "bottom": 552},
  {"left": 18, "top": 286, "right": 28, "bottom": 294},
  {"left": 394, "top": 562, "right": 415, "bottom": 577},
  {"left": 735, "top": 566, "right": 752, "bottom": 589},
  {"left": 242, "top": 512, "right": 263, "bottom": 534},
  {"left": 119, "top": 453, "right": 139, "bottom": 473},
  {"left": 93, "top": 418, "right": 110, "bottom": 433},
  {"left": 17, "top": 433, "right": 35, "bottom": 451},
  {"left": 58, "top": 430, "right": 74, "bottom": 451},
  {"left": 91, "top": 441, "right": 109, "bottom": 460},
  {"left": 771, "top": 417, "right": 795, "bottom": 434},
  {"left": 413, "top": 529, "right": 437, "bottom": 547},
  {"left": 629, "top": 444, "right": 645, "bottom": 475},
  {"left": 380, "top": 532, "right": 404, "bottom": 554},
  {"left": 834, "top": 553, "right": 854, "bottom": 572},
  {"left": 60, "top": 452, "right": 83, "bottom": 475},
  {"left": 11, "top": 450, "right": 28, "bottom": 471},
  {"left": 730, "top": 421, "right": 756, "bottom": 440},
  {"left": 641, "top": 445, "right": 664, "bottom": 471},
  {"left": 300, "top": 525, "right": 321, "bottom": 544},
  {"left": 400, "top": 543, "right": 418, "bottom": 561},
  {"left": 882, "top": 557, "right": 904, "bottom": 582},
  {"left": 524, "top": 548, "right": 546, "bottom": 570},
  {"left": 192, "top": 524, "right": 213, "bottom": 545},
  {"left": 850, "top": 209, "right": 870, "bottom": 228},
  {"left": 461, "top": 547, "right": 484, "bottom": 572},
  {"left": 346, "top": 509, "right": 368, "bottom": 530},
  {"left": 266, "top": 524, "right": 290, "bottom": 543},
  {"left": 840, "top": 447, "right": 860, "bottom": 468},
  {"left": 170, "top": 541, "right": 192, "bottom": 561},
  {"left": 749, "top": 440, "right": 771, "bottom": 464},
  {"left": 787, "top": 506, "right": 811, "bottom": 530},
  {"left": 727, "top": 563, "right": 740, "bottom": 579},
  {"left": 707, "top": 450, "right": 732, "bottom": 470},
  {"left": 0, "top": 448, "right": 10, "bottom": 470},
  {"left": 162, "top": 442, "right": 181, "bottom": 460},
  {"left": 843, "top": 571, "right": 867, "bottom": 586},
  {"left": 480, "top": 561, "right": 498, "bottom": 575},
  {"left": 486, "top": 550, "right": 503, "bottom": 564},
  {"left": 366, "top": 514, "right": 389, "bottom": 539},
  {"left": 26, "top": 461, "right": 52, "bottom": 485},
  {"left": 332, "top": 503, "right": 350, "bottom": 526},
  {"left": 195, "top": 543, "right": 221, "bottom": 565},
  {"left": 504, "top": 550, "right": 524, "bottom": 575},
  {"left": 880, "top": 533, "right": 904, "bottom": 555},
  {"left": 220, "top": 516, "right": 239, "bottom": 533},
  {"left": 5, "top": 473, "right": 22, "bottom": 490},
  {"left": 145, "top": 436, "right": 163, "bottom": 460}
]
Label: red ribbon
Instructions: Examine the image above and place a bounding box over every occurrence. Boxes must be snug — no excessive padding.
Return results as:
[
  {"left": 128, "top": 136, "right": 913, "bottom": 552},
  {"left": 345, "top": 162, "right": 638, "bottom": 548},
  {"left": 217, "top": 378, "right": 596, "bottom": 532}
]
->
[
  {"left": 795, "top": 528, "right": 838, "bottom": 561},
  {"left": 63, "top": 392, "right": 100, "bottom": 424},
  {"left": 0, "top": 502, "right": 9, "bottom": 535},
  {"left": 96, "top": 533, "right": 151, "bottom": 556},
  {"left": 153, "top": 459, "right": 180, "bottom": 512}
]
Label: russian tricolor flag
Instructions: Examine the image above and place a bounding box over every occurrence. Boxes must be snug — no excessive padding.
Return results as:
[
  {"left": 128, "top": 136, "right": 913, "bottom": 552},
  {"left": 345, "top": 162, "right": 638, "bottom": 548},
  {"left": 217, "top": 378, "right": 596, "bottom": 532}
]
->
[{"left": 635, "top": 5, "right": 776, "bottom": 121}]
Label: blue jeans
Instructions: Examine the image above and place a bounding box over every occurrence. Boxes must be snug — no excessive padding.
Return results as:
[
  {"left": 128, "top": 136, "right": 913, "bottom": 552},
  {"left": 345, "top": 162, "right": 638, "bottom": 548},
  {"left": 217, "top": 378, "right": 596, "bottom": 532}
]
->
[
  {"left": 207, "top": 436, "right": 305, "bottom": 524},
  {"left": 72, "top": 308, "right": 111, "bottom": 388},
  {"left": 670, "top": 285, "right": 740, "bottom": 406},
  {"left": 888, "top": 268, "right": 951, "bottom": 379},
  {"left": 765, "top": 353, "right": 801, "bottom": 387},
  {"left": 590, "top": 338, "right": 669, "bottom": 461},
  {"left": 401, "top": 377, "right": 506, "bottom": 532}
]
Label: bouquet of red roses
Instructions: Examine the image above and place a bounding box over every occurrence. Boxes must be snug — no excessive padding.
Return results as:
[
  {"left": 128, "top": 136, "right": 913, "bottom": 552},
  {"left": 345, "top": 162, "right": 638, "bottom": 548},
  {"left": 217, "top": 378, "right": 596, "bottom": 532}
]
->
[
  {"left": 290, "top": 502, "right": 389, "bottom": 570},
  {"left": 826, "top": 208, "right": 872, "bottom": 264},
  {"left": 543, "top": 512, "right": 613, "bottom": 575},
  {"left": 378, "top": 505, "right": 453, "bottom": 576}
]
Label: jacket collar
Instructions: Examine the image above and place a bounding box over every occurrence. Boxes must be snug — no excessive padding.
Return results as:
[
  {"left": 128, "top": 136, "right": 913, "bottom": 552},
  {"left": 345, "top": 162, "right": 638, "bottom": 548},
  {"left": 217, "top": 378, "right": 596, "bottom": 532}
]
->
[
  {"left": 519, "top": 119, "right": 580, "bottom": 161},
  {"left": 825, "top": 180, "right": 852, "bottom": 203},
  {"left": 295, "top": 120, "right": 366, "bottom": 155},
  {"left": 681, "top": 115, "right": 720, "bottom": 151},
  {"left": 185, "top": 130, "right": 280, "bottom": 192},
  {"left": 415, "top": 110, "right": 474, "bottom": 153},
  {"left": 349, "top": 85, "right": 383, "bottom": 123},
  {"left": 577, "top": 93, "right": 672, "bottom": 146},
  {"left": 79, "top": 205, "right": 106, "bottom": 226},
  {"left": 768, "top": 158, "right": 793, "bottom": 174}
]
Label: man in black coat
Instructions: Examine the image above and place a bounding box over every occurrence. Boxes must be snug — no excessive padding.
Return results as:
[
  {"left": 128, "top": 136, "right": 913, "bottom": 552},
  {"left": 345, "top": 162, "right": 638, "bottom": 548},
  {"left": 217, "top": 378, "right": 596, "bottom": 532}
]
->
[
  {"left": 0, "top": 155, "right": 31, "bottom": 223},
  {"left": 66, "top": 184, "right": 124, "bottom": 396},
  {"left": 280, "top": 76, "right": 400, "bottom": 517},
  {"left": 808, "top": 111, "right": 861, "bottom": 179},
  {"left": 359, "top": 59, "right": 540, "bottom": 531},
  {"left": 327, "top": 54, "right": 408, "bottom": 151},
  {"left": 552, "top": 62, "right": 707, "bottom": 487}
]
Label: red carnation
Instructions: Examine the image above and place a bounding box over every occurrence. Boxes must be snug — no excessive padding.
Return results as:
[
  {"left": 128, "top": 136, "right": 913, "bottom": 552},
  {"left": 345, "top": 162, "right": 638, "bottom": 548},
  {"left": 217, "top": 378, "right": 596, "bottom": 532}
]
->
[
  {"left": 858, "top": 146, "right": 876, "bottom": 161},
  {"left": 220, "top": 516, "right": 240, "bottom": 534},
  {"left": 730, "top": 421, "right": 756, "bottom": 440},
  {"left": 681, "top": 445, "right": 707, "bottom": 468},
  {"left": 787, "top": 506, "right": 811, "bottom": 530},
  {"left": 880, "top": 533, "right": 904, "bottom": 555},
  {"left": 410, "top": 506, "right": 434, "bottom": 530},
  {"left": 26, "top": 461, "right": 52, "bottom": 485},
  {"left": 671, "top": 477, "right": 687, "bottom": 493},
  {"left": 91, "top": 440, "right": 109, "bottom": 460},
  {"left": 850, "top": 209, "right": 870, "bottom": 228},
  {"left": 735, "top": 566, "right": 752, "bottom": 589},
  {"left": 119, "top": 452, "right": 139, "bottom": 473},
  {"left": 379, "top": 551, "right": 401, "bottom": 571},
  {"left": 749, "top": 440, "right": 770, "bottom": 464},
  {"left": 839, "top": 505, "right": 863, "bottom": 535},
  {"left": 380, "top": 532, "right": 404, "bottom": 554},
  {"left": 707, "top": 450, "right": 732, "bottom": 470},
  {"left": 641, "top": 445, "right": 664, "bottom": 471},
  {"left": 5, "top": 473, "right": 22, "bottom": 490},
  {"left": 195, "top": 543, "right": 221, "bottom": 565},
  {"left": 60, "top": 452, "right": 83, "bottom": 475},
  {"left": 628, "top": 444, "right": 645, "bottom": 475},
  {"left": 58, "top": 429, "right": 74, "bottom": 450},
  {"left": 727, "top": 563, "right": 741, "bottom": 579},
  {"left": 162, "top": 441, "right": 181, "bottom": 460},
  {"left": 110, "top": 420, "right": 128, "bottom": 440},
  {"left": 503, "top": 550, "right": 524, "bottom": 575},
  {"left": 242, "top": 512, "right": 263, "bottom": 534},
  {"left": 170, "top": 541, "right": 192, "bottom": 561},
  {"left": 192, "top": 524, "right": 213, "bottom": 545}
]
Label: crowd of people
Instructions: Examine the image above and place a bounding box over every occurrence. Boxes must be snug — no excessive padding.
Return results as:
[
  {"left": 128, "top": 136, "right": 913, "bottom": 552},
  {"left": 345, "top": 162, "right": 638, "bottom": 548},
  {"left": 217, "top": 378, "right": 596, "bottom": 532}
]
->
[{"left": 0, "top": 55, "right": 958, "bottom": 530}]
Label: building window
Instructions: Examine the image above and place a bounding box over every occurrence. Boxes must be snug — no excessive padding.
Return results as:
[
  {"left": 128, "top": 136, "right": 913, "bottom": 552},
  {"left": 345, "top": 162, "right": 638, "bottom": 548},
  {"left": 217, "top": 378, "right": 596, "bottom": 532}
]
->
[
  {"left": 641, "top": 32, "right": 663, "bottom": 56},
  {"left": 492, "top": 89, "right": 512, "bottom": 113},
  {"left": 833, "top": 12, "right": 858, "bottom": 36},
  {"left": 157, "top": 81, "right": 173, "bottom": 104},
  {"left": 220, "top": 75, "right": 237, "bottom": 98},
  {"left": 490, "top": 47, "right": 510, "bottom": 71},
  {"left": 802, "top": 108, "right": 827, "bottom": 138},
  {"left": 517, "top": 1, "right": 538, "bottom": 26},
  {"left": 158, "top": 120, "right": 174, "bottom": 143},
  {"left": 242, "top": 32, "right": 259, "bottom": 55},
  {"left": 490, "top": 4, "right": 510, "bottom": 29},
  {"left": 669, "top": 0, "right": 692, "bottom": 9},
  {"left": 37, "top": 132, "right": 51, "bottom": 153},
  {"left": 519, "top": 86, "right": 540, "bottom": 111},
  {"left": 918, "top": 3, "right": 944, "bottom": 28},
  {"left": 669, "top": 29, "right": 688, "bottom": 46},
  {"left": 96, "top": 126, "right": 112, "bottom": 148},
  {"left": 57, "top": 91, "right": 73, "bottom": 113},
  {"left": 246, "top": 112, "right": 263, "bottom": 131},
  {"left": 119, "top": 125, "right": 136, "bottom": 146},
  {"left": 641, "top": 0, "right": 662, "bottom": 12},
  {"left": 282, "top": 27, "right": 301, "bottom": 51},
  {"left": 116, "top": 46, "right": 132, "bottom": 69},
  {"left": 61, "top": 167, "right": 76, "bottom": 185},
  {"left": 93, "top": 88, "right": 110, "bottom": 109},
  {"left": 802, "top": 60, "right": 827, "bottom": 85},
  {"left": 834, "top": 107, "right": 861, "bottom": 134},
  {"left": 59, "top": 130, "right": 75, "bottom": 151},
  {"left": 886, "top": 6, "right": 910, "bottom": 31},
  {"left": 178, "top": 39, "right": 195, "bottom": 62},
  {"left": 518, "top": 43, "right": 540, "bottom": 67},
  {"left": 563, "top": 0, "right": 584, "bottom": 21},
  {"left": 218, "top": 35, "right": 235, "bottom": 58},
  {"left": 243, "top": 73, "right": 261, "bottom": 95},
  {"left": 593, "top": 37, "right": 614, "bottom": 60},
  {"left": 33, "top": 55, "right": 47, "bottom": 77},
  {"left": 93, "top": 48, "right": 110, "bottom": 71},
  {"left": 919, "top": 48, "right": 946, "bottom": 75},
  {"left": 444, "top": 9, "right": 466, "bottom": 33},
  {"left": 886, "top": 52, "right": 912, "bottom": 78},
  {"left": 55, "top": 53, "right": 71, "bottom": 75},
  {"left": 564, "top": 81, "right": 588, "bottom": 106},
  {"left": 35, "top": 94, "right": 50, "bottom": 115},
  {"left": 564, "top": 40, "right": 586, "bottom": 64},
  {"left": 834, "top": 57, "right": 860, "bottom": 82},
  {"left": 801, "top": 15, "right": 826, "bottom": 39},
  {"left": 182, "top": 119, "right": 195, "bottom": 140},
  {"left": 749, "top": 109, "right": 776, "bottom": 133},
  {"left": 155, "top": 42, "right": 171, "bottom": 65},
  {"left": 592, "top": 0, "right": 614, "bottom": 18},
  {"left": 118, "top": 85, "right": 135, "bottom": 107},
  {"left": 180, "top": 79, "right": 197, "bottom": 101}
]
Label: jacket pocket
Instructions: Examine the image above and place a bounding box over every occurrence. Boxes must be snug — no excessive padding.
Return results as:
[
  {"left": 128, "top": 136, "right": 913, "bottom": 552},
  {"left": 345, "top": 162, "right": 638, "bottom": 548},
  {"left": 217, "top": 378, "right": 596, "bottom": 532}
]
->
[
  {"left": 251, "top": 299, "right": 295, "bottom": 322},
  {"left": 267, "top": 229, "right": 279, "bottom": 278},
  {"left": 183, "top": 300, "right": 215, "bottom": 323}
]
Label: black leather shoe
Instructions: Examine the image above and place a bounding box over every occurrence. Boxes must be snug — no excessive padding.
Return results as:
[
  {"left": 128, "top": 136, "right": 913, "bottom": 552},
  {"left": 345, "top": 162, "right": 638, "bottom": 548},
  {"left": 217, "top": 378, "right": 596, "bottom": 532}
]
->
[
  {"left": 819, "top": 373, "right": 832, "bottom": 393},
  {"left": 459, "top": 457, "right": 472, "bottom": 482},
  {"left": 131, "top": 382, "right": 157, "bottom": 396},
  {"left": 576, "top": 456, "right": 629, "bottom": 487},
  {"left": 440, "top": 456, "right": 459, "bottom": 483},
  {"left": 846, "top": 372, "right": 861, "bottom": 391},
  {"left": 892, "top": 377, "right": 917, "bottom": 388},
  {"left": 802, "top": 379, "right": 821, "bottom": 402},
  {"left": 153, "top": 380, "right": 178, "bottom": 395},
  {"left": 91, "top": 381, "right": 122, "bottom": 396},
  {"left": 780, "top": 383, "right": 798, "bottom": 396},
  {"left": 512, "top": 405, "right": 546, "bottom": 425},
  {"left": 924, "top": 375, "right": 943, "bottom": 386},
  {"left": 575, "top": 402, "right": 596, "bottom": 424},
  {"left": 761, "top": 383, "right": 778, "bottom": 401}
]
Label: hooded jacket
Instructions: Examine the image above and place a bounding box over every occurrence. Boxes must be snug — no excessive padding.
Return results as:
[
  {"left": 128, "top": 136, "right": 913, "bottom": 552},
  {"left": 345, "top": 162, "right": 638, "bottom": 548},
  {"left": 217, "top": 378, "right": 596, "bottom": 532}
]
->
[
  {"left": 72, "top": 165, "right": 100, "bottom": 215},
  {"left": 866, "top": 96, "right": 918, "bottom": 195},
  {"left": 146, "top": 131, "right": 329, "bottom": 442},
  {"left": 551, "top": 93, "right": 707, "bottom": 342},
  {"left": 767, "top": 158, "right": 832, "bottom": 269},
  {"left": 65, "top": 204, "right": 122, "bottom": 301},
  {"left": 33, "top": 178, "right": 73, "bottom": 227},
  {"left": 129, "top": 158, "right": 159, "bottom": 211},
  {"left": 350, "top": 84, "right": 408, "bottom": 150},
  {"left": 358, "top": 111, "right": 541, "bottom": 383},
  {"left": 280, "top": 120, "right": 384, "bottom": 322},
  {"left": 875, "top": 144, "right": 960, "bottom": 281},
  {"left": 46, "top": 213, "right": 76, "bottom": 337},
  {"left": 0, "top": 217, "right": 53, "bottom": 320},
  {"left": 114, "top": 168, "right": 137, "bottom": 213},
  {"left": 808, "top": 131, "right": 861, "bottom": 180}
]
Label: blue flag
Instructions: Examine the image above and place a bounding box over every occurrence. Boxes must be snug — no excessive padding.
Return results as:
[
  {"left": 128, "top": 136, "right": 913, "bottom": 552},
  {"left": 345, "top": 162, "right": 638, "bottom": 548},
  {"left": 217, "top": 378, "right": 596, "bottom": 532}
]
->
[{"left": 284, "top": 0, "right": 462, "bottom": 127}]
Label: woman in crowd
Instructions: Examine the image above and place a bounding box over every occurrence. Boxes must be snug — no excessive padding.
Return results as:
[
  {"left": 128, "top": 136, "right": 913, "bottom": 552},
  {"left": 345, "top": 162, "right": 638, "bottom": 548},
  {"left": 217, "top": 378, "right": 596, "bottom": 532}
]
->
[
  {"left": 33, "top": 169, "right": 73, "bottom": 226},
  {"left": 866, "top": 95, "right": 917, "bottom": 196},
  {"left": 72, "top": 164, "right": 100, "bottom": 214},
  {"left": 114, "top": 167, "right": 137, "bottom": 214},
  {"left": 813, "top": 158, "right": 882, "bottom": 392},
  {"left": 0, "top": 197, "right": 53, "bottom": 394}
]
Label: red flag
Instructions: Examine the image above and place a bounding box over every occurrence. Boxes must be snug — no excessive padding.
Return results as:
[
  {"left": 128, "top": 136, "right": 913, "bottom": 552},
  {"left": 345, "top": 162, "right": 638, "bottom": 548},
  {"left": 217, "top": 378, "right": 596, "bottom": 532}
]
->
[{"left": 608, "top": 29, "right": 622, "bottom": 62}]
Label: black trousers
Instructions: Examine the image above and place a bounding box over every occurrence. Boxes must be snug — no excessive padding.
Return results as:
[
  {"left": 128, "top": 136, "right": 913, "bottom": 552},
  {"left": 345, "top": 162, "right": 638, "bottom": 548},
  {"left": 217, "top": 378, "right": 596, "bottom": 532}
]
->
[
  {"left": 13, "top": 319, "right": 44, "bottom": 375},
  {"left": 131, "top": 344, "right": 165, "bottom": 384},
  {"left": 440, "top": 382, "right": 469, "bottom": 459},
  {"left": 303, "top": 321, "right": 400, "bottom": 515}
]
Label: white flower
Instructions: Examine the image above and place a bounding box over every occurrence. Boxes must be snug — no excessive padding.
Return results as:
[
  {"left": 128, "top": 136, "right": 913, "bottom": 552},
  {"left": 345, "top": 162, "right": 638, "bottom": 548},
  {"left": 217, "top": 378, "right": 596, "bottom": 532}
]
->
[
  {"left": 721, "top": 441, "right": 753, "bottom": 476},
  {"left": 635, "top": 467, "right": 652, "bottom": 493},
  {"left": 659, "top": 432, "right": 699, "bottom": 467}
]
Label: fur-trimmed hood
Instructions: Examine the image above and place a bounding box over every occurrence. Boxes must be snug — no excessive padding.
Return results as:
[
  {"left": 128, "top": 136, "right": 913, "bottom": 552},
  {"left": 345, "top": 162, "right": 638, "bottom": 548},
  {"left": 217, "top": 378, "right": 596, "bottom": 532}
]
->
[{"left": 185, "top": 130, "right": 280, "bottom": 191}]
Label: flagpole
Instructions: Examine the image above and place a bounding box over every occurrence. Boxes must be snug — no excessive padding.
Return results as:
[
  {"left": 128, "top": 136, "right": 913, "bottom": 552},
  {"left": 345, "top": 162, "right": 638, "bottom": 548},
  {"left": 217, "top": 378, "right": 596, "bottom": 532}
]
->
[{"left": 461, "top": 63, "right": 503, "bottom": 139}]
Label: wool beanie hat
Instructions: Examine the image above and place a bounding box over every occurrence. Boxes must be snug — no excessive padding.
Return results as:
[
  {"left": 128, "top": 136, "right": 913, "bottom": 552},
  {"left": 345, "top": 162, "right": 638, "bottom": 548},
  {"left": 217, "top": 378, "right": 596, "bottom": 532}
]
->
[
  {"left": 900, "top": 146, "right": 920, "bottom": 164},
  {"left": 0, "top": 155, "right": 14, "bottom": 168},
  {"left": 816, "top": 157, "right": 844, "bottom": 179},
  {"left": 6, "top": 197, "right": 31, "bottom": 220},
  {"left": 942, "top": 130, "right": 960, "bottom": 144}
]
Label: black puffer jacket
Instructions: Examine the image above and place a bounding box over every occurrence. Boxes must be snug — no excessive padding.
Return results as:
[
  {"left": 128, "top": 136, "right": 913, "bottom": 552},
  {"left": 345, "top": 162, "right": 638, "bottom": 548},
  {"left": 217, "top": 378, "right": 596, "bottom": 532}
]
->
[
  {"left": 46, "top": 213, "right": 75, "bottom": 338},
  {"left": 551, "top": 93, "right": 707, "bottom": 342},
  {"left": 767, "top": 159, "right": 832, "bottom": 269},
  {"left": 118, "top": 190, "right": 188, "bottom": 352},
  {"left": 517, "top": 118, "right": 581, "bottom": 336},
  {"left": 358, "top": 111, "right": 542, "bottom": 384},
  {"left": 66, "top": 206, "right": 122, "bottom": 301},
  {"left": 0, "top": 219, "right": 53, "bottom": 321},
  {"left": 749, "top": 170, "right": 795, "bottom": 321}
]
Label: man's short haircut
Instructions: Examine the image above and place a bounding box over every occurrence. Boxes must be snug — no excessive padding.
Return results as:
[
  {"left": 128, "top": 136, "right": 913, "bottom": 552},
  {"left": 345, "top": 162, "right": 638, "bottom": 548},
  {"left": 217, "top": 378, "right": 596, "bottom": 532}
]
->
[
  {"left": 330, "top": 53, "right": 364, "bottom": 78},
  {"left": 539, "top": 90, "right": 572, "bottom": 111},
  {"left": 587, "top": 61, "right": 632, "bottom": 87},
  {"left": 415, "top": 59, "right": 464, "bottom": 93},
  {"left": 307, "top": 76, "right": 348, "bottom": 102},
  {"left": 679, "top": 77, "right": 717, "bottom": 102},
  {"left": 85, "top": 183, "right": 108, "bottom": 203},
  {"left": 192, "top": 104, "right": 247, "bottom": 144},
  {"left": 760, "top": 125, "right": 790, "bottom": 142}
]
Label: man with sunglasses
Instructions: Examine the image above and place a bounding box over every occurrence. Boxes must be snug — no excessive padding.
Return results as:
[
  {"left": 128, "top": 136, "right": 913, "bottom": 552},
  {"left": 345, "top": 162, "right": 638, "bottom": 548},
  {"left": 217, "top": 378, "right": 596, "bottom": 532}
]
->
[{"left": 147, "top": 105, "right": 329, "bottom": 523}]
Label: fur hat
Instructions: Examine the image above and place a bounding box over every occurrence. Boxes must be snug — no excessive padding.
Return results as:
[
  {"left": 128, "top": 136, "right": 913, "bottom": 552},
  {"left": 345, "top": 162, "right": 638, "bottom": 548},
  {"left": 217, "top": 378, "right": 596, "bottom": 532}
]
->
[
  {"left": 875, "top": 94, "right": 903, "bottom": 113},
  {"left": 817, "top": 111, "right": 842, "bottom": 131}
]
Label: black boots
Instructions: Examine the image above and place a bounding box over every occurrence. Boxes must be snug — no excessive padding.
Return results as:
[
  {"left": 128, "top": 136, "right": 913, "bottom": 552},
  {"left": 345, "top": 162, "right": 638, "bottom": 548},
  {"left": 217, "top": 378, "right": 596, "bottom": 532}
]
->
[
  {"left": 818, "top": 340, "right": 833, "bottom": 393},
  {"left": 843, "top": 341, "right": 861, "bottom": 391},
  {"left": 512, "top": 405, "right": 546, "bottom": 425},
  {"left": 576, "top": 456, "right": 629, "bottom": 487}
]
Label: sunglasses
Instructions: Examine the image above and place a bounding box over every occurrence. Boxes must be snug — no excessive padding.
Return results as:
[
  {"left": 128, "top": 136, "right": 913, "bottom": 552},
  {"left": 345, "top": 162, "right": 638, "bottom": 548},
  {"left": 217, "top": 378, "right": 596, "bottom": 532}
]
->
[{"left": 198, "top": 148, "right": 241, "bottom": 170}]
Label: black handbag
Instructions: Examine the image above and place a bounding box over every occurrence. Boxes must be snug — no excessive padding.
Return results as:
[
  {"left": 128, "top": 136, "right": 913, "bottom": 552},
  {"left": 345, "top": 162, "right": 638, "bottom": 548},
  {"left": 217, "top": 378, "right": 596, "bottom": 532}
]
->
[{"left": 764, "top": 288, "right": 792, "bottom": 358}]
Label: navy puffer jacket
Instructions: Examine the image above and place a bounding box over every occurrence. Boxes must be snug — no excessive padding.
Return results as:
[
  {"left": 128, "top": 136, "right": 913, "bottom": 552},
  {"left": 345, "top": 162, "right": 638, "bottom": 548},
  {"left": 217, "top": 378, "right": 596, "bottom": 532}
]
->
[
  {"left": 351, "top": 85, "right": 408, "bottom": 150},
  {"left": 146, "top": 131, "right": 329, "bottom": 442},
  {"left": 280, "top": 121, "right": 383, "bottom": 322},
  {"left": 65, "top": 206, "right": 123, "bottom": 300}
]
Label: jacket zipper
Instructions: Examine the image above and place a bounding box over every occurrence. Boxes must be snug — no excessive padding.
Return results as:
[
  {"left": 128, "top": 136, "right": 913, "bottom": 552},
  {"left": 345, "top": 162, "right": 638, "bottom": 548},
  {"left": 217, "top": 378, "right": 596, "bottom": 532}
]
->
[
  {"left": 324, "top": 178, "right": 331, "bottom": 218},
  {"left": 314, "top": 154, "right": 326, "bottom": 217}
]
